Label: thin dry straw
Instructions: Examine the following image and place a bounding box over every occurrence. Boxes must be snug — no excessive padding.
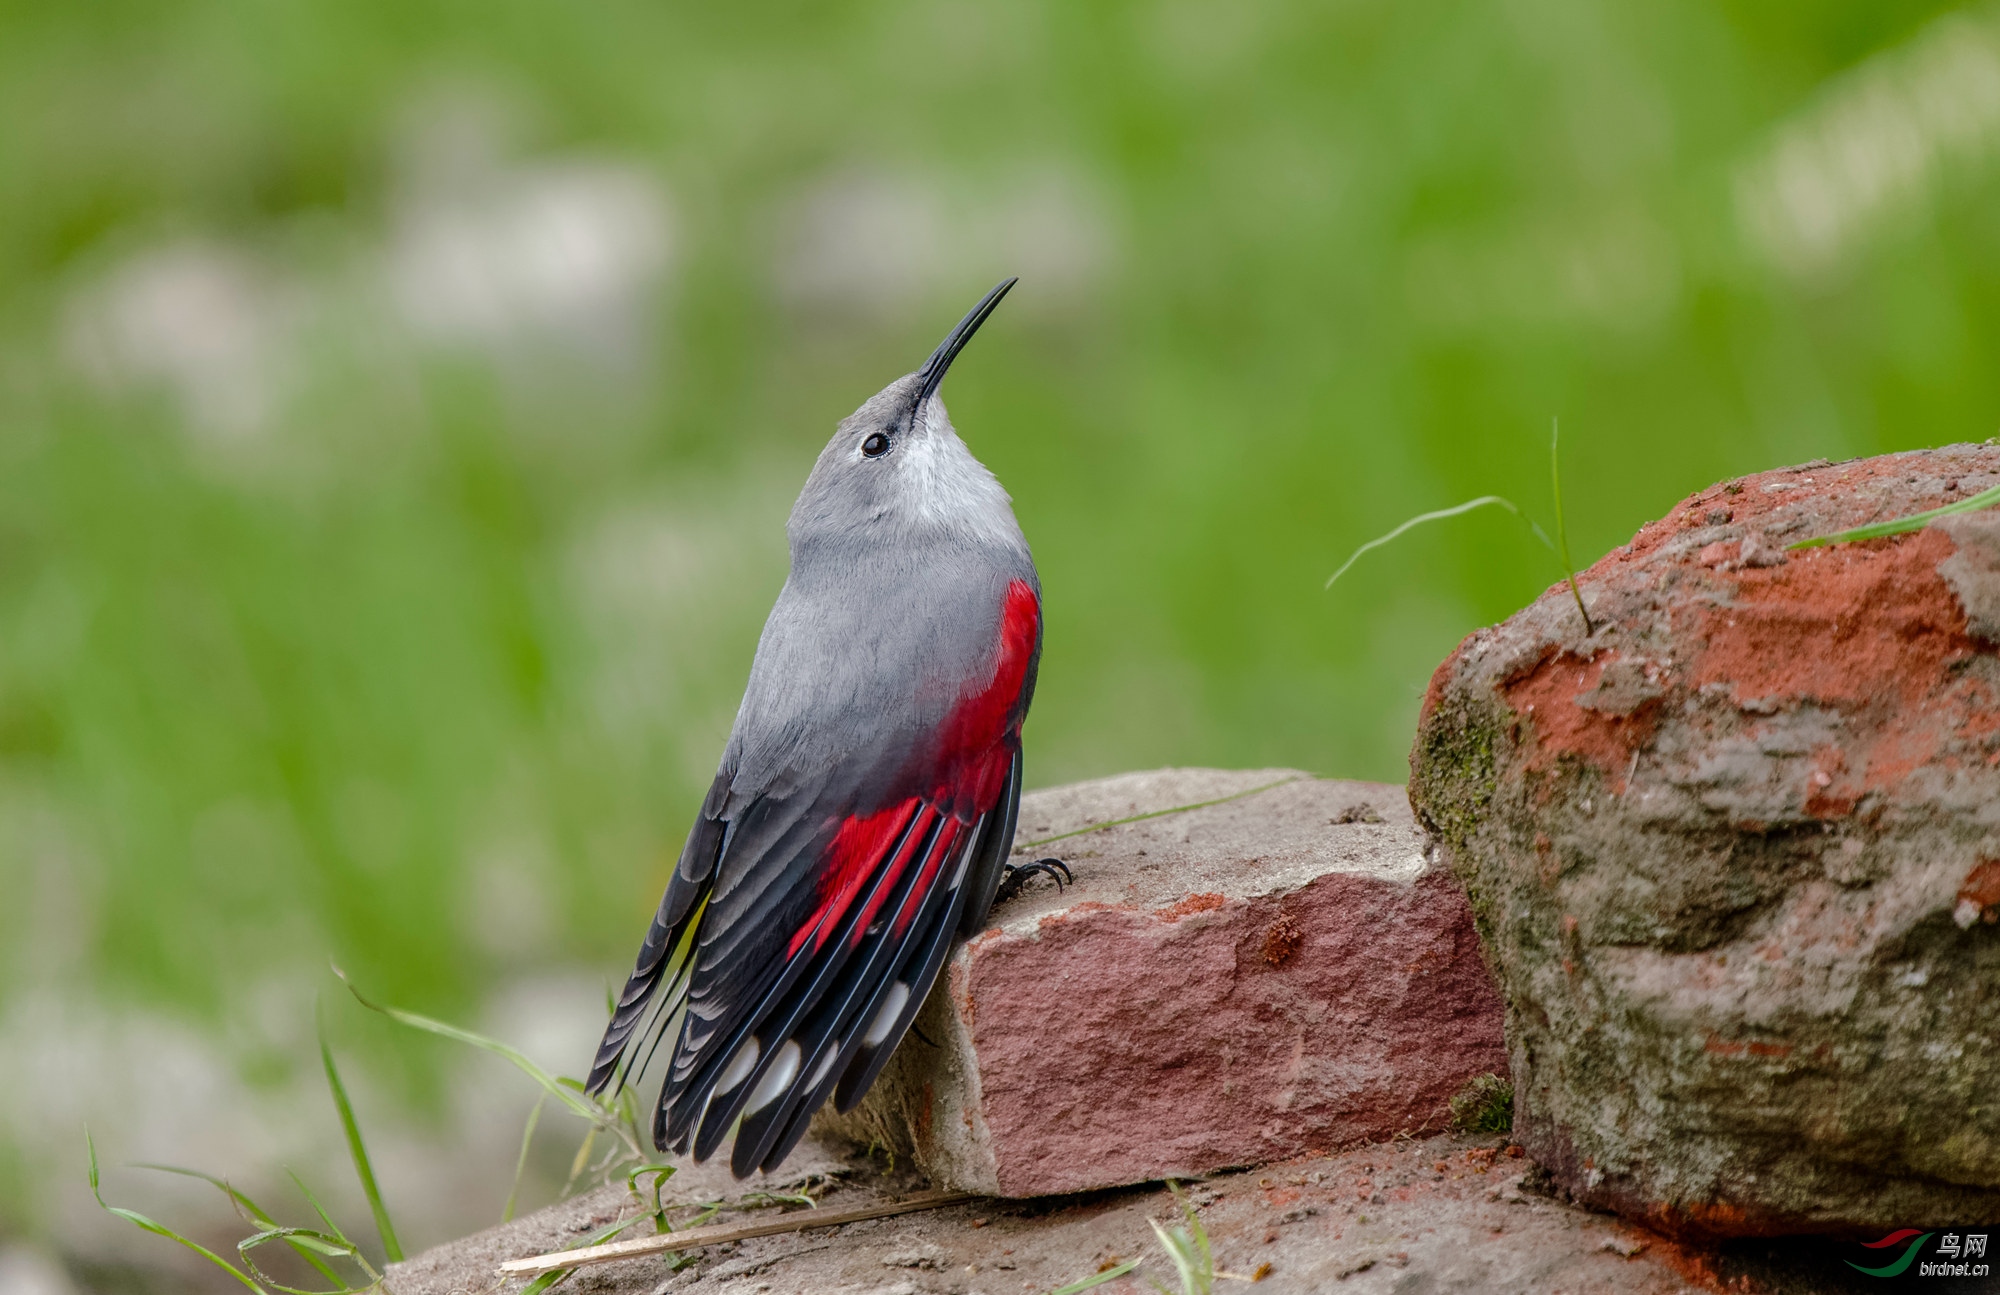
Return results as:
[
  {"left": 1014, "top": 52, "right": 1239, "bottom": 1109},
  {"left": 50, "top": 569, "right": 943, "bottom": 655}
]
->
[
  {"left": 1012, "top": 776, "right": 1305, "bottom": 853},
  {"left": 501, "top": 1191, "right": 976, "bottom": 1276}
]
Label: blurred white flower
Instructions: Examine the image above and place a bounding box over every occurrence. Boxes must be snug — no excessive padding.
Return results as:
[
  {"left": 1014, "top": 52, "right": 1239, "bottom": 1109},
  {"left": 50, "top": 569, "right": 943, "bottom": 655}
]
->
[
  {"left": 1737, "top": 6, "right": 2000, "bottom": 281},
  {"left": 61, "top": 79, "right": 675, "bottom": 457},
  {"left": 777, "top": 169, "right": 950, "bottom": 318},
  {"left": 1405, "top": 206, "right": 1682, "bottom": 336},
  {"left": 387, "top": 157, "right": 673, "bottom": 362},
  {"left": 983, "top": 170, "right": 1116, "bottom": 310},
  {"left": 0, "top": 1247, "right": 79, "bottom": 1295},
  {"left": 775, "top": 163, "right": 1115, "bottom": 323},
  {"left": 63, "top": 241, "right": 300, "bottom": 444}
]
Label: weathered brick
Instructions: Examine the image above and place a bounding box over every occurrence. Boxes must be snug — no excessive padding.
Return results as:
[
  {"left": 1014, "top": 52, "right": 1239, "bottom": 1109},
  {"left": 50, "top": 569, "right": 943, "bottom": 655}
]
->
[{"left": 1412, "top": 446, "right": 2000, "bottom": 1235}]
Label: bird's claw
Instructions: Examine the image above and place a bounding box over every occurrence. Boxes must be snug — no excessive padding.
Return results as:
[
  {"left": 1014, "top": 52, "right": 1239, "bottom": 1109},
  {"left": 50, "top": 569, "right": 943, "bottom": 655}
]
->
[{"left": 995, "top": 857, "right": 1073, "bottom": 905}]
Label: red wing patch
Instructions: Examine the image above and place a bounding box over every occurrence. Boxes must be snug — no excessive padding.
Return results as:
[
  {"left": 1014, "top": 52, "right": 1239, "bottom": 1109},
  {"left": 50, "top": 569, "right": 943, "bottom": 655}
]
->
[
  {"left": 784, "top": 582, "right": 1038, "bottom": 964},
  {"left": 893, "top": 815, "right": 963, "bottom": 937},
  {"left": 788, "top": 799, "right": 920, "bottom": 958},
  {"left": 851, "top": 804, "right": 940, "bottom": 945},
  {"left": 932, "top": 580, "right": 1039, "bottom": 810}
]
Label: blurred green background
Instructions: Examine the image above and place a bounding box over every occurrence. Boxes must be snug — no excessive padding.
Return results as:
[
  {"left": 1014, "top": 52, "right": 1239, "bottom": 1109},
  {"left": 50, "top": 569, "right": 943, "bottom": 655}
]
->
[{"left": 4, "top": 0, "right": 1999, "bottom": 1282}]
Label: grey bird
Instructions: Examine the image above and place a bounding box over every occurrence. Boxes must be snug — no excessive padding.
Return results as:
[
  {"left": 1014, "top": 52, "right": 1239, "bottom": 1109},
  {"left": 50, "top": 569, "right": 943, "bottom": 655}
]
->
[{"left": 586, "top": 278, "right": 1063, "bottom": 1177}]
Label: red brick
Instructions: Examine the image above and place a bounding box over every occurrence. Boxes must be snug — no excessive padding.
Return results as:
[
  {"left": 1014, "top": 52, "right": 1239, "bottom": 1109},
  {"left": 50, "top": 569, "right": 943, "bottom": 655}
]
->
[{"left": 816, "top": 768, "right": 1507, "bottom": 1197}]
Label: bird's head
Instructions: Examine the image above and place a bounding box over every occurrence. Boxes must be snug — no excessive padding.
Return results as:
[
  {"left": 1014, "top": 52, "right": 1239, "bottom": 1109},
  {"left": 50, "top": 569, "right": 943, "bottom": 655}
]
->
[{"left": 789, "top": 278, "right": 1024, "bottom": 552}]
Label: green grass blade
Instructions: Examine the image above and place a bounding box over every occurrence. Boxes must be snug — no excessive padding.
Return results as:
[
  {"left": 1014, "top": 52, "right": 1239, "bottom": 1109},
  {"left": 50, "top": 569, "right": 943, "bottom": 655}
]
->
[
  {"left": 563, "top": 1124, "right": 598, "bottom": 1196},
  {"left": 581, "top": 1214, "right": 653, "bottom": 1245},
  {"left": 1550, "top": 418, "right": 1595, "bottom": 636},
  {"left": 1137, "top": 1181, "right": 1215, "bottom": 1295},
  {"left": 243, "top": 1229, "right": 353, "bottom": 1258},
  {"left": 1049, "top": 1258, "right": 1142, "bottom": 1295},
  {"left": 334, "top": 965, "right": 606, "bottom": 1126},
  {"left": 318, "top": 1002, "right": 402, "bottom": 1262},
  {"left": 1325, "top": 495, "right": 1555, "bottom": 590},
  {"left": 286, "top": 1170, "right": 378, "bottom": 1283},
  {"left": 1148, "top": 1219, "right": 1205, "bottom": 1295},
  {"left": 87, "top": 1131, "right": 270, "bottom": 1294},
  {"left": 617, "top": 1084, "right": 646, "bottom": 1160},
  {"left": 1789, "top": 481, "right": 2000, "bottom": 549},
  {"left": 505, "top": 1096, "right": 546, "bottom": 1223},
  {"left": 243, "top": 1276, "right": 358, "bottom": 1295},
  {"left": 133, "top": 1167, "right": 354, "bottom": 1287},
  {"left": 625, "top": 1163, "right": 676, "bottom": 1230},
  {"left": 238, "top": 1225, "right": 371, "bottom": 1294},
  {"left": 285, "top": 1170, "right": 353, "bottom": 1249},
  {"left": 240, "top": 1225, "right": 355, "bottom": 1261},
  {"left": 134, "top": 1164, "right": 281, "bottom": 1228},
  {"left": 1171, "top": 1182, "right": 1210, "bottom": 1275},
  {"left": 135, "top": 1165, "right": 348, "bottom": 1287}
]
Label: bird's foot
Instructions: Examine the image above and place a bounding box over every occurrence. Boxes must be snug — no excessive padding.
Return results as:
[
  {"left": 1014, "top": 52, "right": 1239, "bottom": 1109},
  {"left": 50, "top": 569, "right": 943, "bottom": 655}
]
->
[{"left": 995, "top": 857, "right": 1073, "bottom": 904}]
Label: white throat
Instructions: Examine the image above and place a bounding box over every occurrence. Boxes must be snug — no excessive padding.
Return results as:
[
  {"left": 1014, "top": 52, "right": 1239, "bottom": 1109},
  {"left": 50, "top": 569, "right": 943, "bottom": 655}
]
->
[{"left": 902, "top": 405, "right": 1023, "bottom": 547}]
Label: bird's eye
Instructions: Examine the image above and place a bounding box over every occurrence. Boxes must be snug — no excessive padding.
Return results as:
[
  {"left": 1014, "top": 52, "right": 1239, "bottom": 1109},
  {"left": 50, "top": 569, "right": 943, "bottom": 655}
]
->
[{"left": 861, "top": 432, "right": 891, "bottom": 458}]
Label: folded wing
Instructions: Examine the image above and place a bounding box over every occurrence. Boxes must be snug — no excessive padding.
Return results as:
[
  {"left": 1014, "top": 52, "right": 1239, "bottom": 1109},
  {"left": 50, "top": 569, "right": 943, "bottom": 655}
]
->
[{"left": 587, "top": 579, "right": 1040, "bottom": 1177}]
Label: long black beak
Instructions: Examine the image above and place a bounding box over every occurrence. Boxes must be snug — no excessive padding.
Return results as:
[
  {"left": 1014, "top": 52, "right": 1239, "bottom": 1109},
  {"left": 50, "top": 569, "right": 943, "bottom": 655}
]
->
[{"left": 915, "top": 277, "right": 1017, "bottom": 407}]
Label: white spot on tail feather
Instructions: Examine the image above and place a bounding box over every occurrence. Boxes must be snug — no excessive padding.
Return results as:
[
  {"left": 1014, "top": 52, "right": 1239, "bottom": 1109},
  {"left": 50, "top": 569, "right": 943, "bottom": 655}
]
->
[
  {"left": 864, "top": 983, "right": 910, "bottom": 1047},
  {"left": 807, "top": 1044, "right": 839, "bottom": 1091},
  {"left": 746, "top": 1040, "right": 802, "bottom": 1113},
  {"left": 950, "top": 832, "right": 975, "bottom": 888},
  {"left": 716, "top": 1037, "right": 759, "bottom": 1093}
]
